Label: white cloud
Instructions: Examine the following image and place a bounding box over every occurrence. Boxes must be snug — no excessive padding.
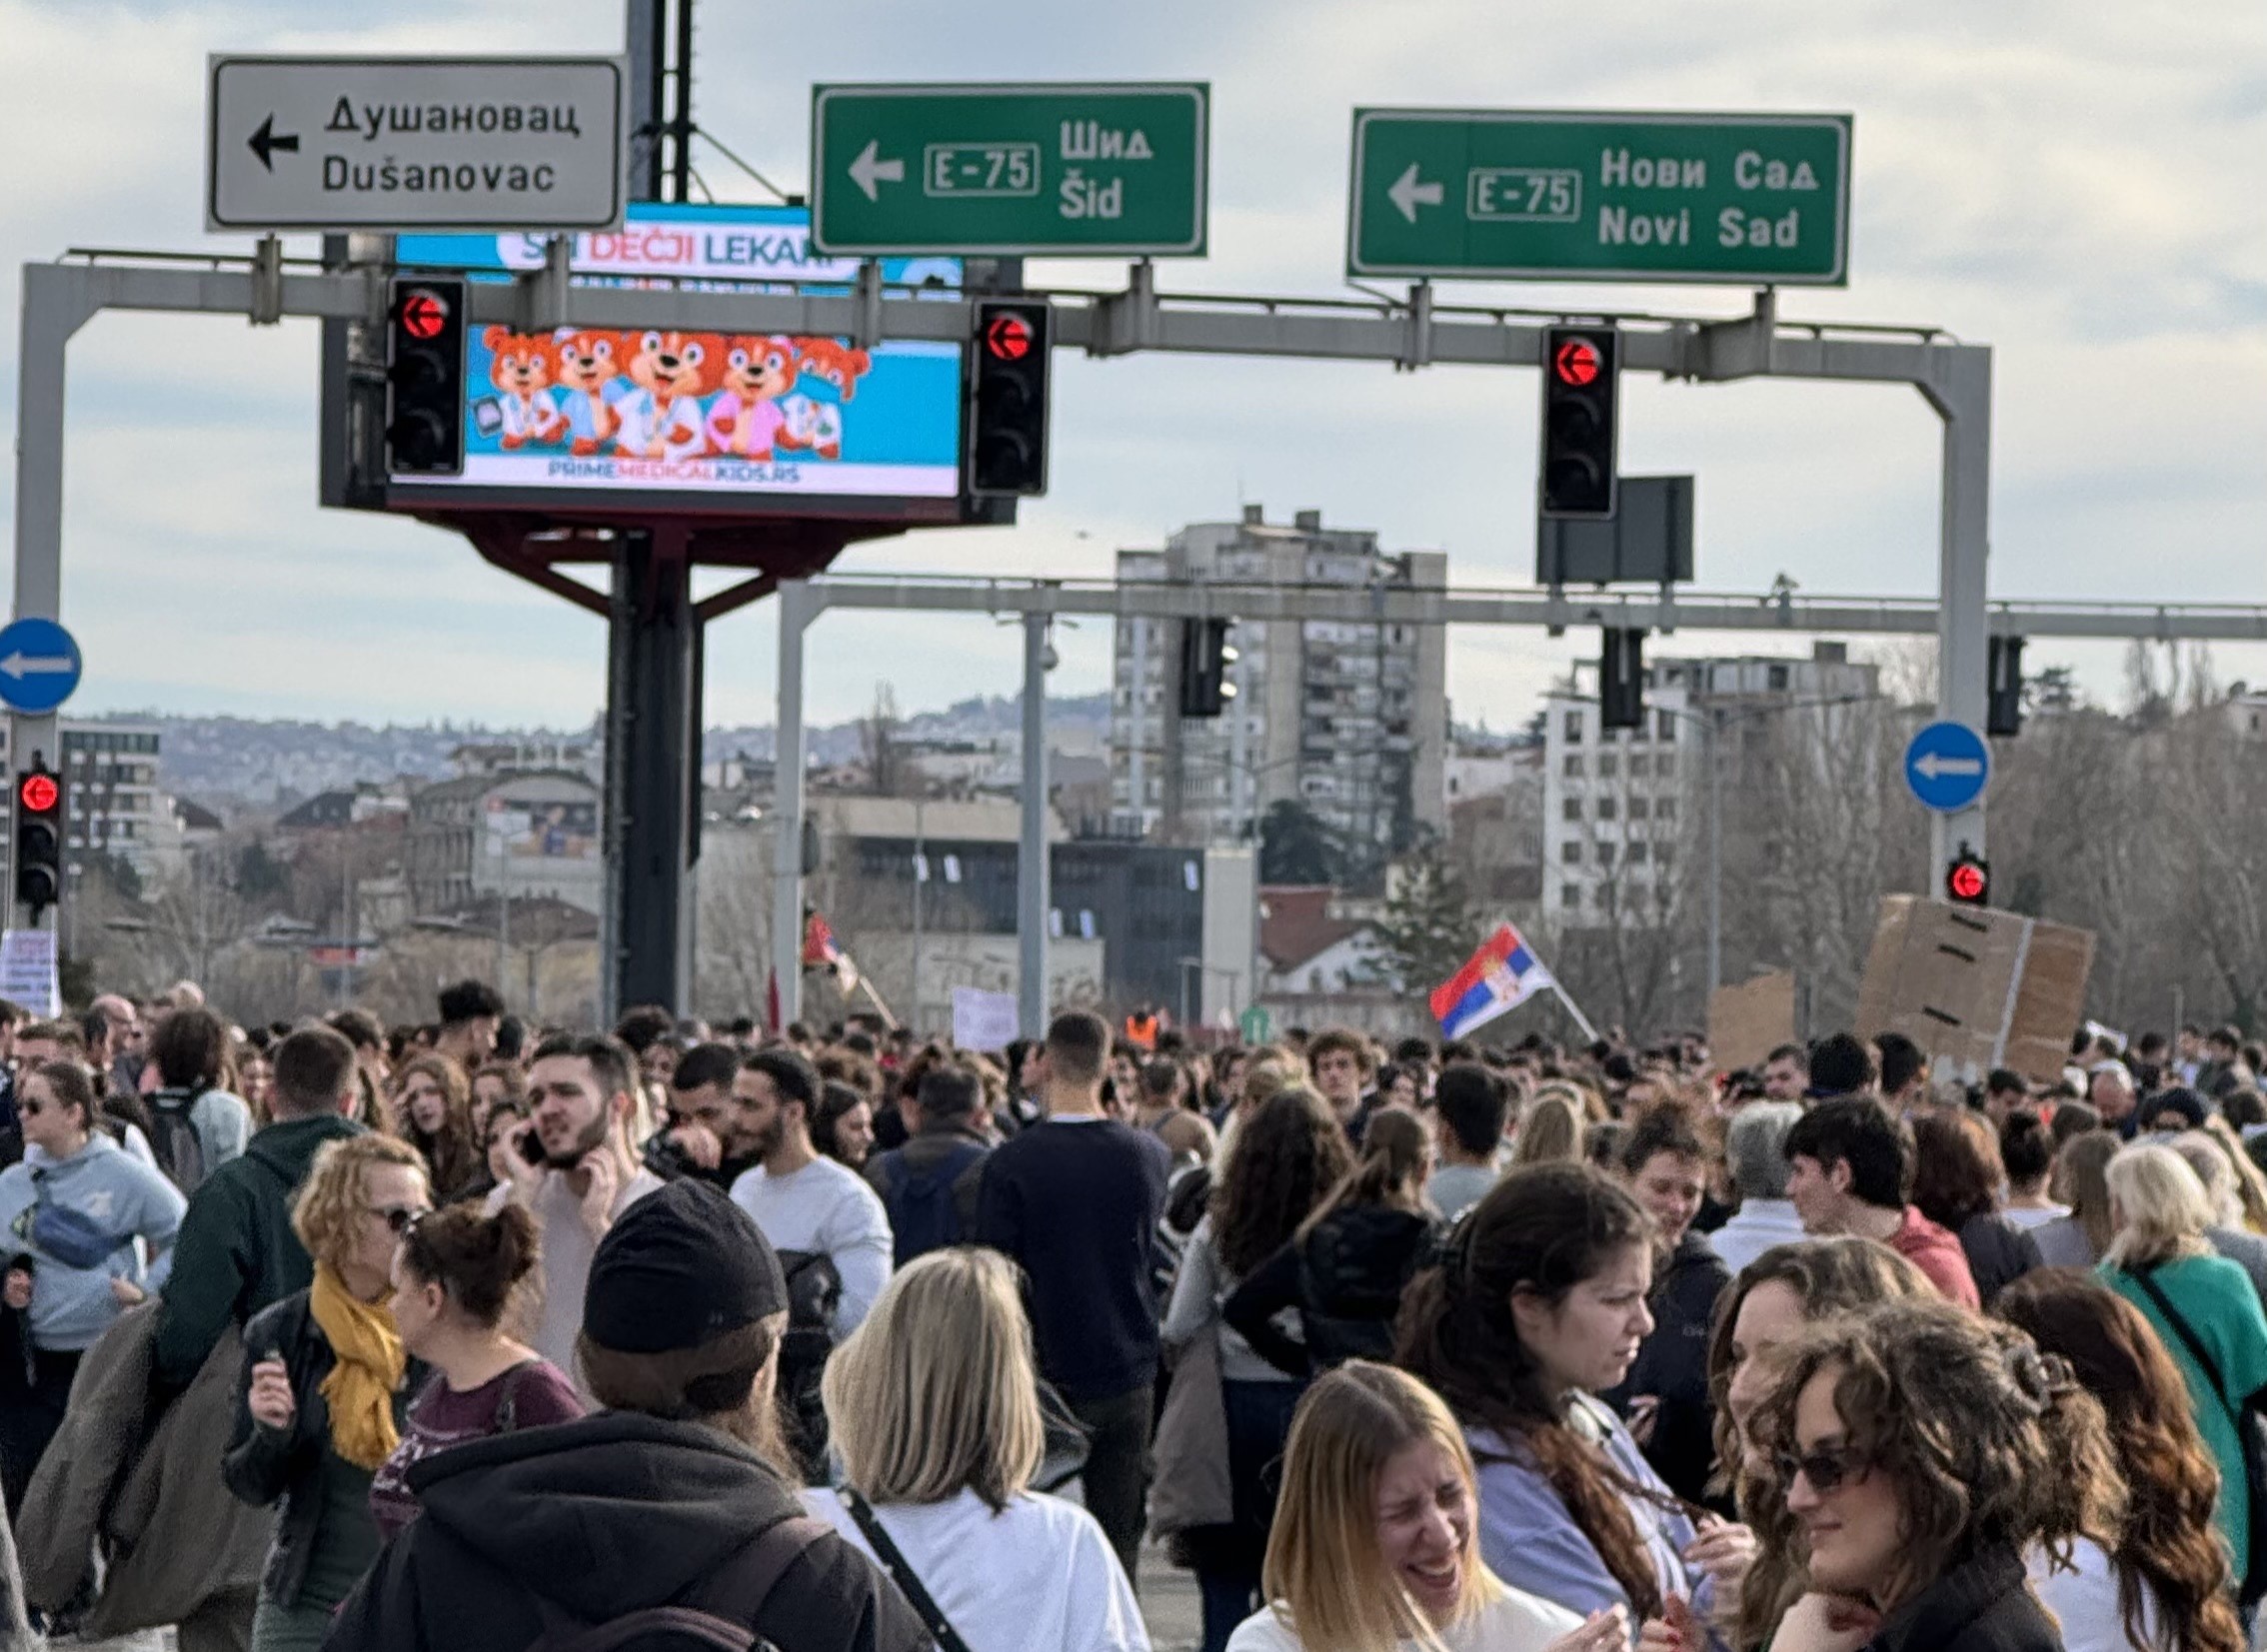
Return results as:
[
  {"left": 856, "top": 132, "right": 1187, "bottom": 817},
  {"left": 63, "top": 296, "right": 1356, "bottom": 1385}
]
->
[{"left": 2, "top": 0, "right": 2265, "bottom": 729}]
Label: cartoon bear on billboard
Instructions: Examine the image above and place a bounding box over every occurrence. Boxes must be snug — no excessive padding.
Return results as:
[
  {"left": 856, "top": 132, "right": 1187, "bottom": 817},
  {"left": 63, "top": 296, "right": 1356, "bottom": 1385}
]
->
[
  {"left": 614, "top": 330, "right": 725, "bottom": 462},
  {"left": 703, "top": 335, "right": 799, "bottom": 461},
  {"left": 552, "top": 330, "right": 624, "bottom": 457},
  {"left": 481, "top": 327, "right": 567, "bottom": 450}
]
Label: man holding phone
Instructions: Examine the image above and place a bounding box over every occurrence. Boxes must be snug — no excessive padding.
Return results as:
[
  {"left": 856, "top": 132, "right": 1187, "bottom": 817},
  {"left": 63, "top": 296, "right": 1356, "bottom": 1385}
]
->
[{"left": 488, "top": 1032, "right": 664, "bottom": 1381}]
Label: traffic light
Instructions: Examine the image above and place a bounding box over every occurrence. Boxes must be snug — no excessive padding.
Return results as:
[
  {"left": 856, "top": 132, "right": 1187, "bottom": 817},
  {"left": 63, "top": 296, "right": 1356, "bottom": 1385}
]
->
[
  {"left": 1539, "top": 325, "right": 1619, "bottom": 519},
  {"left": 1178, "top": 619, "right": 1238, "bottom": 718},
  {"left": 1600, "top": 628, "right": 1645, "bottom": 732},
  {"left": 1987, "top": 636, "right": 2025, "bottom": 738},
  {"left": 385, "top": 277, "right": 467, "bottom": 476},
  {"left": 966, "top": 300, "right": 1052, "bottom": 497},
  {"left": 14, "top": 757, "right": 63, "bottom": 916},
  {"left": 1946, "top": 844, "right": 1991, "bottom": 907}
]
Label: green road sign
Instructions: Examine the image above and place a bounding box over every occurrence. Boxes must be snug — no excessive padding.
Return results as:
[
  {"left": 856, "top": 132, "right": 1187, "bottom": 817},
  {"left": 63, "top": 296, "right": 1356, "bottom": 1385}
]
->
[
  {"left": 1348, "top": 110, "right": 1851, "bottom": 285},
  {"left": 812, "top": 83, "right": 1208, "bottom": 257}
]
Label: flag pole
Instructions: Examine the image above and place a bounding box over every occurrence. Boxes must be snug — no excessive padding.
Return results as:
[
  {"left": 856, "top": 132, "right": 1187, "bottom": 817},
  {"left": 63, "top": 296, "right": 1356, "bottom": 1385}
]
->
[{"left": 1548, "top": 979, "right": 1600, "bottom": 1045}]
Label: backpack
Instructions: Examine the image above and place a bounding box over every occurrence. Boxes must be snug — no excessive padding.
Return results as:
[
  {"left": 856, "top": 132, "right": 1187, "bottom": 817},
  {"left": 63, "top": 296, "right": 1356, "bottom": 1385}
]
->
[
  {"left": 874, "top": 1141, "right": 987, "bottom": 1267},
  {"left": 773, "top": 1250, "right": 842, "bottom": 1478},
  {"left": 146, "top": 1089, "right": 209, "bottom": 1198},
  {"left": 523, "top": 1512, "right": 825, "bottom": 1652}
]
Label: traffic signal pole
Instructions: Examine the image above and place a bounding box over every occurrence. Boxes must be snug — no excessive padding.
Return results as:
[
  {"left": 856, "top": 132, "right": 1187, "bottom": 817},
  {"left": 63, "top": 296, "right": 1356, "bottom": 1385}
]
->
[{"left": 1925, "top": 347, "right": 1994, "bottom": 890}]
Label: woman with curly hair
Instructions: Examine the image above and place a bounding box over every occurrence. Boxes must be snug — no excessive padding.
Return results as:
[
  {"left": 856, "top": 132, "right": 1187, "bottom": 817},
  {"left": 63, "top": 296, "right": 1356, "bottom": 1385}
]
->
[
  {"left": 1998, "top": 1268, "right": 2242, "bottom": 1652},
  {"left": 1727, "top": 1298, "right": 2118, "bottom": 1652},
  {"left": 387, "top": 1056, "right": 482, "bottom": 1203},
  {"left": 1699, "top": 1239, "right": 1935, "bottom": 1651},
  {"left": 1395, "top": 1163, "right": 1747, "bottom": 1634},
  {"left": 1163, "top": 1086, "right": 1355, "bottom": 1652}
]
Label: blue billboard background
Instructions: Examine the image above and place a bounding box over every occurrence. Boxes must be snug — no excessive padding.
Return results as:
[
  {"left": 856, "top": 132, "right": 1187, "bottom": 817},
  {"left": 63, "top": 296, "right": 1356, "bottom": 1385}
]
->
[{"left": 397, "top": 204, "right": 963, "bottom": 500}]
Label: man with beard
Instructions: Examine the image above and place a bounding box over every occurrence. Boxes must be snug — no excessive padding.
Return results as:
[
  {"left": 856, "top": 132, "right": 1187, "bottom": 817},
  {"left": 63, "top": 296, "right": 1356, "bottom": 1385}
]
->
[
  {"left": 727, "top": 1050, "right": 894, "bottom": 1476},
  {"left": 491, "top": 1033, "right": 667, "bottom": 1381}
]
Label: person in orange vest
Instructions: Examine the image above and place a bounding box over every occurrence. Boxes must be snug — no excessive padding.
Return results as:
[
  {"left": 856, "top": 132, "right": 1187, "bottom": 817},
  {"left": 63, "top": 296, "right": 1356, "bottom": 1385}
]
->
[{"left": 1123, "top": 1008, "right": 1159, "bottom": 1052}]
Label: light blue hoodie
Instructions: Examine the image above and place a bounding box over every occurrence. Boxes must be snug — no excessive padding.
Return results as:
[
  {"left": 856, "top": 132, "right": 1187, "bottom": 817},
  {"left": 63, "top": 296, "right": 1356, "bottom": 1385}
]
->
[{"left": 0, "top": 1132, "right": 188, "bottom": 1351}]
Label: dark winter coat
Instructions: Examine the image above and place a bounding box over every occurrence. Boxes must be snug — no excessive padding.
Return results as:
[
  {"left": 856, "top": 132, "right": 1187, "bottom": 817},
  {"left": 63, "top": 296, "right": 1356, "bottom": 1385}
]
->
[
  {"left": 1223, "top": 1205, "right": 1440, "bottom": 1376},
  {"left": 223, "top": 1289, "right": 425, "bottom": 1609},
  {"left": 1862, "top": 1544, "right": 2062, "bottom": 1652},
  {"left": 1602, "top": 1228, "right": 1732, "bottom": 1506},
  {"left": 325, "top": 1409, "right": 929, "bottom": 1652},
  {"left": 151, "top": 1113, "right": 363, "bottom": 1391}
]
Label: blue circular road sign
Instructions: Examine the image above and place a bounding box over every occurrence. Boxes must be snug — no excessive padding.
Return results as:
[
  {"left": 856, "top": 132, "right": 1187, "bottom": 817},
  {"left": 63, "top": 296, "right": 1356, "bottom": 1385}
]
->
[
  {"left": 0, "top": 618, "right": 83, "bottom": 714},
  {"left": 1903, "top": 720, "right": 1991, "bottom": 814}
]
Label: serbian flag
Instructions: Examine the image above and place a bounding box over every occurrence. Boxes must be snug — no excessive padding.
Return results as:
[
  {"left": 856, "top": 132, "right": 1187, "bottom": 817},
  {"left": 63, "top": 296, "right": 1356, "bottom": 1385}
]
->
[
  {"left": 801, "top": 911, "right": 842, "bottom": 968},
  {"left": 1429, "top": 924, "right": 1553, "bottom": 1040}
]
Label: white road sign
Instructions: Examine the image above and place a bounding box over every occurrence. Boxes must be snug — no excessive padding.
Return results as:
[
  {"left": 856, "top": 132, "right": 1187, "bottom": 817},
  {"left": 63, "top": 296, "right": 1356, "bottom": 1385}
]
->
[{"left": 207, "top": 55, "right": 627, "bottom": 233}]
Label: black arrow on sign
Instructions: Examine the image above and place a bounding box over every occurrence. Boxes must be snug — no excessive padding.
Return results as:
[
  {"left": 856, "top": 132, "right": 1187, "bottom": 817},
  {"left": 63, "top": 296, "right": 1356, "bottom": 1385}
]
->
[{"left": 248, "top": 114, "right": 301, "bottom": 172}]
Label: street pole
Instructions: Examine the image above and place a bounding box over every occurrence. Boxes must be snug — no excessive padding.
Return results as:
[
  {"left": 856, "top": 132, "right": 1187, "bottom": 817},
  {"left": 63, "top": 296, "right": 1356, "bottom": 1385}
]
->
[
  {"left": 911, "top": 797, "right": 925, "bottom": 1033},
  {"left": 1707, "top": 707, "right": 1723, "bottom": 997},
  {"left": 1017, "top": 613, "right": 1052, "bottom": 1037},
  {"left": 497, "top": 832, "right": 511, "bottom": 996}
]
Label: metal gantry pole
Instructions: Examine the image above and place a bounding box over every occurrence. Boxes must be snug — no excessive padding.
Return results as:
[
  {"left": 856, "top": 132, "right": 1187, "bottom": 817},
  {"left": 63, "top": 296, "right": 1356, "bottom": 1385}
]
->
[
  {"left": 771, "top": 581, "right": 813, "bottom": 1026},
  {"left": 1921, "top": 348, "right": 1995, "bottom": 888},
  {"left": 1018, "top": 613, "right": 1052, "bottom": 1037},
  {"left": 1707, "top": 707, "right": 1723, "bottom": 997}
]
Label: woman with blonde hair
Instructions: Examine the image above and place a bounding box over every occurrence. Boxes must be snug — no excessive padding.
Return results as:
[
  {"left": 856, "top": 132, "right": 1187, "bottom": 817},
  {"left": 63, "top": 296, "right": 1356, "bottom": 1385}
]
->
[
  {"left": 1509, "top": 1093, "right": 1584, "bottom": 1168},
  {"left": 807, "top": 1246, "right": 1146, "bottom": 1652},
  {"left": 2098, "top": 1142, "right": 2267, "bottom": 1579},
  {"left": 225, "top": 1134, "right": 431, "bottom": 1652},
  {"left": 2033, "top": 1129, "right": 2119, "bottom": 1268},
  {"left": 1228, "top": 1360, "right": 1626, "bottom": 1652}
]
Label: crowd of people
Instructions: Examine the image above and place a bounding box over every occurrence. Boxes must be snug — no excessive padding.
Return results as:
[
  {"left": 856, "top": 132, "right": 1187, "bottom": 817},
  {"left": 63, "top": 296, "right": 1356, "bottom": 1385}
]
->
[{"left": 4, "top": 983, "right": 2267, "bottom": 1651}]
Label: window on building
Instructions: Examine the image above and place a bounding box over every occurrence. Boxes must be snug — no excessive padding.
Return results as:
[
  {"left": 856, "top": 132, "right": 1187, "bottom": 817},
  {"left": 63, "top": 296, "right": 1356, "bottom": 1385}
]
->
[
  {"left": 1563, "top": 712, "right": 1583, "bottom": 743},
  {"left": 1597, "top": 842, "right": 1616, "bottom": 866},
  {"left": 1656, "top": 710, "right": 1677, "bottom": 742},
  {"left": 1657, "top": 798, "right": 1677, "bottom": 821},
  {"left": 1629, "top": 797, "right": 1650, "bottom": 821},
  {"left": 1655, "top": 756, "right": 1676, "bottom": 783},
  {"left": 1563, "top": 755, "right": 1584, "bottom": 778},
  {"left": 1561, "top": 798, "right": 1582, "bottom": 823},
  {"left": 1627, "top": 754, "right": 1648, "bottom": 778},
  {"left": 1597, "top": 796, "right": 1617, "bottom": 821},
  {"left": 1561, "top": 884, "right": 1581, "bottom": 909},
  {"left": 1598, "top": 754, "right": 1617, "bottom": 779},
  {"left": 1561, "top": 841, "right": 1582, "bottom": 864},
  {"left": 1769, "top": 665, "right": 1790, "bottom": 691},
  {"left": 1628, "top": 841, "right": 1649, "bottom": 863},
  {"left": 1657, "top": 849, "right": 1675, "bottom": 874}
]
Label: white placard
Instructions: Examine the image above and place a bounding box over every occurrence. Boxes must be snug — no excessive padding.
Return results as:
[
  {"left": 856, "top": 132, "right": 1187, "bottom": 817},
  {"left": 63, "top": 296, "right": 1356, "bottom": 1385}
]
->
[
  {"left": 0, "top": 928, "right": 61, "bottom": 1016},
  {"left": 951, "top": 986, "right": 1021, "bottom": 1052}
]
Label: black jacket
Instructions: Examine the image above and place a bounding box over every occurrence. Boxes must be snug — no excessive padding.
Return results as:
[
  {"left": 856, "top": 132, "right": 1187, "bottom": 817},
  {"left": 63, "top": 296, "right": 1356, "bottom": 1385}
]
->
[
  {"left": 325, "top": 1410, "right": 928, "bottom": 1652},
  {"left": 1224, "top": 1205, "right": 1440, "bottom": 1376},
  {"left": 1956, "top": 1212, "right": 2043, "bottom": 1308},
  {"left": 1603, "top": 1228, "right": 1731, "bottom": 1506},
  {"left": 1863, "top": 1544, "right": 2061, "bottom": 1652},
  {"left": 222, "top": 1288, "right": 426, "bottom": 1609}
]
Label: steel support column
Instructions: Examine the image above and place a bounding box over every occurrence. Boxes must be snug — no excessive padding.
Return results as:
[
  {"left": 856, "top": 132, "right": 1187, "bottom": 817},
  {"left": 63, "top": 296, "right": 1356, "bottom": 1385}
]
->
[
  {"left": 603, "top": 528, "right": 699, "bottom": 1019},
  {"left": 771, "top": 580, "right": 814, "bottom": 1025},
  {"left": 1019, "top": 612, "right": 1053, "bottom": 1037}
]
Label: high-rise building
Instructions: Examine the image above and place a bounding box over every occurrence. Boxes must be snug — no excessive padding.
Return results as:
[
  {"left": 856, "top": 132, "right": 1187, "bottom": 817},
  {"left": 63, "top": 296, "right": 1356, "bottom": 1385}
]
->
[
  {"left": 0, "top": 720, "right": 166, "bottom": 880},
  {"left": 1542, "top": 643, "right": 1880, "bottom": 923},
  {"left": 1109, "top": 507, "right": 1448, "bottom": 856}
]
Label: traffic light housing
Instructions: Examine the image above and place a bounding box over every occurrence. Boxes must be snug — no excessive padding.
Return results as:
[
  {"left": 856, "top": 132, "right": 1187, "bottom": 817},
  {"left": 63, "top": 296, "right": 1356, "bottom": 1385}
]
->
[
  {"left": 966, "top": 300, "right": 1052, "bottom": 497},
  {"left": 385, "top": 278, "right": 467, "bottom": 476},
  {"left": 1540, "top": 325, "right": 1619, "bottom": 519},
  {"left": 1600, "top": 628, "right": 1645, "bottom": 732},
  {"left": 1987, "top": 636, "right": 2025, "bottom": 738},
  {"left": 14, "top": 758, "right": 63, "bottom": 917},
  {"left": 1178, "top": 619, "right": 1238, "bottom": 718},
  {"left": 1946, "top": 844, "right": 1991, "bottom": 907}
]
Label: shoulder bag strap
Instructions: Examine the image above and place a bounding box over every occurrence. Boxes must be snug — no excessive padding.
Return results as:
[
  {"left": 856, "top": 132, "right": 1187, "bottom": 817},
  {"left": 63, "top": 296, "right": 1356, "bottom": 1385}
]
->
[
  {"left": 2130, "top": 1266, "right": 2244, "bottom": 1430},
  {"left": 492, "top": 1358, "right": 540, "bottom": 1435},
  {"left": 691, "top": 1513, "right": 834, "bottom": 1633},
  {"left": 839, "top": 1488, "right": 976, "bottom": 1652}
]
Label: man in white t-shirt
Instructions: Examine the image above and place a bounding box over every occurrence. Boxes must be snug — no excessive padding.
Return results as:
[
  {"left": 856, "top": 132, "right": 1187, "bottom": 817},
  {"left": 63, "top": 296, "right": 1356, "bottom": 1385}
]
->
[
  {"left": 490, "top": 1032, "right": 666, "bottom": 1379},
  {"left": 726, "top": 1049, "right": 893, "bottom": 1339}
]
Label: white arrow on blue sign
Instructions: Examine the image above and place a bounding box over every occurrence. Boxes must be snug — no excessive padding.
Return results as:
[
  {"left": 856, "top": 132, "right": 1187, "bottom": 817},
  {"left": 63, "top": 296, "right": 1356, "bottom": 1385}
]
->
[
  {"left": 0, "top": 618, "right": 83, "bottom": 714},
  {"left": 1903, "top": 720, "right": 1991, "bottom": 814}
]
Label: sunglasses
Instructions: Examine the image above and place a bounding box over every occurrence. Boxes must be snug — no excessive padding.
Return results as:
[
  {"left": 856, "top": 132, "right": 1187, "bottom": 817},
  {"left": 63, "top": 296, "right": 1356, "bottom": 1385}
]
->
[
  {"left": 1777, "top": 1444, "right": 1872, "bottom": 1495},
  {"left": 374, "top": 1205, "right": 432, "bottom": 1235}
]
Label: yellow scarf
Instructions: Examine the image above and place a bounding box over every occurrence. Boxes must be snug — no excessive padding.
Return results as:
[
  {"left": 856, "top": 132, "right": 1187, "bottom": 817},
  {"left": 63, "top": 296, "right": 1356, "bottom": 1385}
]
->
[{"left": 309, "top": 1263, "right": 407, "bottom": 1471}]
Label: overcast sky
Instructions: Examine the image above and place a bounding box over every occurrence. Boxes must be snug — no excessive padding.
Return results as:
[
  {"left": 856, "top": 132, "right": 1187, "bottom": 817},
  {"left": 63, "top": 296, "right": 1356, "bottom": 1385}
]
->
[{"left": 4, "top": 0, "right": 2264, "bottom": 731}]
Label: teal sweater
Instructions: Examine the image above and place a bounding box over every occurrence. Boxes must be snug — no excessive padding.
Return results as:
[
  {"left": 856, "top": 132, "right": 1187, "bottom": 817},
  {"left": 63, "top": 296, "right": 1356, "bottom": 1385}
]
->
[{"left": 2103, "top": 1251, "right": 2267, "bottom": 1571}]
